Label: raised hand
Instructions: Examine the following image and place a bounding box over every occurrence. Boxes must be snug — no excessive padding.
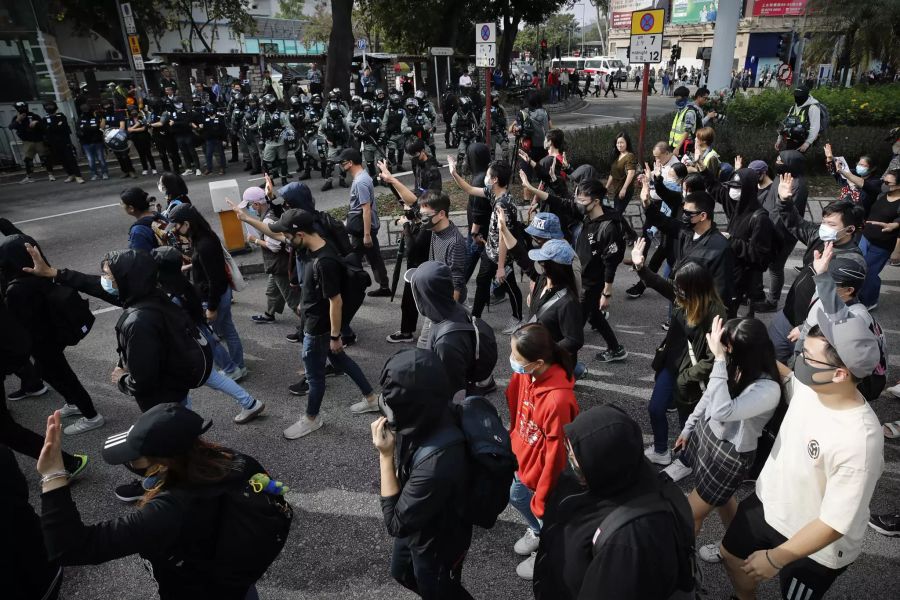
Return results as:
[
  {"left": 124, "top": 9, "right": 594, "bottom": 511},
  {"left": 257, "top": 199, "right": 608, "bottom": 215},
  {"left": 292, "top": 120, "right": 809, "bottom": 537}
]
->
[
  {"left": 631, "top": 237, "right": 646, "bottom": 269},
  {"left": 778, "top": 172, "right": 794, "bottom": 200}
]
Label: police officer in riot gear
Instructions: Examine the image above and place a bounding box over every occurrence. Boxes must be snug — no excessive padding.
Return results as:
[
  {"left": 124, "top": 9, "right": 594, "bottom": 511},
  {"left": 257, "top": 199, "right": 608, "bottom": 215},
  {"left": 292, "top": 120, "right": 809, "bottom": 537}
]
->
[
  {"left": 42, "top": 100, "right": 84, "bottom": 183},
  {"left": 481, "top": 89, "right": 509, "bottom": 161},
  {"left": 451, "top": 95, "right": 479, "bottom": 172},
  {"left": 347, "top": 95, "right": 364, "bottom": 150},
  {"left": 374, "top": 88, "right": 388, "bottom": 117},
  {"left": 147, "top": 98, "right": 180, "bottom": 173},
  {"left": 10, "top": 101, "right": 49, "bottom": 183},
  {"left": 169, "top": 97, "right": 200, "bottom": 176},
  {"left": 401, "top": 97, "right": 432, "bottom": 176},
  {"left": 101, "top": 98, "right": 137, "bottom": 178},
  {"left": 300, "top": 93, "right": 326, "bottom": 181},
  {"left": 354, "top": 99, "right": 384, "bottom": 182},
  {"left": 288, "top": 95, "right": 309, "bottom": 177},
  {"left": 382, "top": 91, "right": 406, "bottom": 170},
  {"left": 199, "top": 103, "right": 229, "bottom": 175},
  {"left": 329, "top": 87, "right": 350, "bottom": 115},
  {"left": 319, "top": 100, "right": 352, "bottom": 191},
  {"left": 226, "top": 81, "right": 244, "bottom": 162},
  {"left": 257, "top": 93, "right": 292, "bottom": 185},
  {"left": 242, "top": 93, "right": 263, "bottom": 175},
  {"left": 441, "top": 90, "right": 459, "bottom": 149},
  {"left": 414, "top": 90, "right": 438, "bottom": 157}
]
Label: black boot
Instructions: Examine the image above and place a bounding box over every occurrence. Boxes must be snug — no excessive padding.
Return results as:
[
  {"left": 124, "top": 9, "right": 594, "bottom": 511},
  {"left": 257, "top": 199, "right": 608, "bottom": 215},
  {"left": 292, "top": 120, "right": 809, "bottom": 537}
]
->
[
  {"left": 299, "top": 169, "right": 311, "bottom": 180},
  {"left": 321, "top": 179, "right": 333, "bottom": 191},
  {"left": 397, "top": 150, "right": 404, "bottom": 171}
]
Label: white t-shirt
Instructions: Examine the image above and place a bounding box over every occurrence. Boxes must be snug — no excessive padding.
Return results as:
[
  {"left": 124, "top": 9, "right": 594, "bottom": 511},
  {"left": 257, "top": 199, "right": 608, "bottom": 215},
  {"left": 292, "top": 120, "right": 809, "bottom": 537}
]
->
[
  {"left": 756, "top": 376, "right": 884, "bottom": 569},
  {"left": 458, "top": 74, "right": 472, "bottom": 87}
]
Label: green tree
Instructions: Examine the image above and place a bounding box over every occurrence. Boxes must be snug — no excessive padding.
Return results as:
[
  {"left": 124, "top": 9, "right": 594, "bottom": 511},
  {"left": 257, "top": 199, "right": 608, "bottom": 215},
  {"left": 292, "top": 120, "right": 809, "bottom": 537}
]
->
[
  {"left": 805, "top": 0, "right": 900, "bottom": 77},
  {"left": 276, "top": 0, "right": 306, "bottom": 19},
  {"left": 514, "top": 13, "right": 578, "bottom": 55},
  {"left": 303, "top": 0, "right": 332, "bottom": 50}
]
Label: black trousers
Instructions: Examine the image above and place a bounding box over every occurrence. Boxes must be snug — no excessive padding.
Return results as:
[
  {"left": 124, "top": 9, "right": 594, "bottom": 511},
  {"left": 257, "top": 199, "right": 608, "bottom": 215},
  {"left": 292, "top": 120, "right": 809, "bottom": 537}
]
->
[
  {"left": 399, "top": 282, "right": 419, "bottom": 334},
  {"left": 472, "top": 253, "right": 523, "bottom": 321},
  {"left": 46, "top": 140, "right": 82, "bottom": 176},
  {"left": 350, "top": 233, "right": 390, "bottom": 289},
  {"left": 32, "top": 343, "right": 98, "bottom": 420},
  {"left": 131, "top": 134, "right": 156, "bottom": 171},
  {"left": 1, "top": 375, "right": 78, "bottom": 471},
  {"left": 582, "top": 282, "right": 621, "bottom": 351},
  {"left": 390, "top": 532, "right": 474, "bottom": 600},
  {"left": 175, "top": 134, "right": 200, "bottom": 170},
  {"left": 112, "top": 149, "right": 135, "bottom": 174}
]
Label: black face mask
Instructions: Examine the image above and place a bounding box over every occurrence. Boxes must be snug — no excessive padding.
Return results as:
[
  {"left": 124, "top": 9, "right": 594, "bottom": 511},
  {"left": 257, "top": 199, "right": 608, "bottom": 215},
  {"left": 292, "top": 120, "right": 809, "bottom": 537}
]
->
[
  {"left": 421, "top": 213, "right": 436, "bottom": 230},
  {"left": 774, "top": 163, "right": 789, "bottom": 175},
  {"left": 794, "top": 355, "right": 837, "bottom": 387},
  {"left": 794, "top": 91, "right": 809, "bottom": 105},
  {"left": 680, "top": 211, "right": 698, "bottom": 230}
]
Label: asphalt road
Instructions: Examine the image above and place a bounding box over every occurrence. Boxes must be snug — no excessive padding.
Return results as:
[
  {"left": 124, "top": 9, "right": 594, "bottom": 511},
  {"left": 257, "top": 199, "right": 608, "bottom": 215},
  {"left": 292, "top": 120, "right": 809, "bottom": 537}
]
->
[{"left": 3, "top": 95, "right": 899, "bottom": 599}]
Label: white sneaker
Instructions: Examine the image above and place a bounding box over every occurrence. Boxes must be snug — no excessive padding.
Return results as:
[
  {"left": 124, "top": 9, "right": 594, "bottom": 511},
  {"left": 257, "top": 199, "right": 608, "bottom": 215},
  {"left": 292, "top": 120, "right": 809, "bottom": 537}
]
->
[
  {"left": 101, "top": 174, "right": 109, "bottom": 180},
  {"left": 350, "top": 397, "right": 380, "bottom": 414},
  {"left": 63, "top": 414, "right": 105, "bottom": 435},
  {"left": 141, "top": 169, "right": 148, "bottom": 175},
  {"left": 502, "top": 318, "right": 524, "bottom": 335},
  {"left": 19, "top": 176, "right": 34, "bottom": 184},
  {"left": 224, "top": 365, "right": 248, "bottom": 382},
  {"left": 59, "top": 404, "right": 83, "bottom": 418},
  {"left": 698, "top": 542, "right": 722, "bottom": 563},
  {"left": 47, "top": 173, "right": 56, "bottom": 181},
  {"left": 516, "top": 553, "right": 536, "bottom": 580},
  {"left": 644, "top": 445, "right": 672, "bottom": 466},
  {"left": 90, "top": 175, "right": 99, "bottom": 181},
  {"left": 64, "top": 175, "right": 75, "bottom": 183},
  {"left": 284, "top": 415, "right": 323, "bottom": 439},
  {"left": 233, "top": 399, "right": 265, "bottom": 424},
  {"left": 887, "top": 383, "right": 900, "bottom": 398},
  {"left": 151, "top": 169, "right": 158, "bottom": 174},
  {"left": 195, "top": 168, "right": 203, "bottom": 176},
  {"left": 514, "top": 529, "right": 540, "bottom": 556},
  {"left": 181, "top": 169, "right": 193, "bottom": 176},
  {"left": 662, "top": 458, "right": 693, "bottom": 482}
]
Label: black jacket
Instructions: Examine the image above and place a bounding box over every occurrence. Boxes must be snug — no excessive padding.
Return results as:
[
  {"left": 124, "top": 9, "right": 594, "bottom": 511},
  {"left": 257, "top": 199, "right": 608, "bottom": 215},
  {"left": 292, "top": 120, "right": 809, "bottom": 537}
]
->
[
  {"left": 649, "top": 174, "right": 683, "bottom": 264},
  {"left": 0, "top": 234, "right": 63, "bottom": 347},
  {"left": 55, "top": 250, "right": 190, "bottom": 410},
  {"left": 534, "top": 407, "right": 691, "bottom": 600},
  {"left": 41, "top": 453, "right": 265, "bottom": 600},
  {"left": 175, "top": 206, "right": 230, "bottom": 311},
  {"left": 466, "top": 143, "right": 492, "bottom": 232},
  {"left": 378, "top": 349, "right": 472, "bottom": 590},
  {"left": 409, "top": 261, "right": 475, "bottom": 397}
]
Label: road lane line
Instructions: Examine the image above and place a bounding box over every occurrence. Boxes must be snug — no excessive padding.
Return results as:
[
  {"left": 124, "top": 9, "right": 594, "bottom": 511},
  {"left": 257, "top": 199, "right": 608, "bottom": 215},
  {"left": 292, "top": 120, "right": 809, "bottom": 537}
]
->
[
  {"left": 13, "top": 203, "right": 120, "bottom": 225},
  {"left": 92, "top": 306, "right": 121, "bottom": 316}
]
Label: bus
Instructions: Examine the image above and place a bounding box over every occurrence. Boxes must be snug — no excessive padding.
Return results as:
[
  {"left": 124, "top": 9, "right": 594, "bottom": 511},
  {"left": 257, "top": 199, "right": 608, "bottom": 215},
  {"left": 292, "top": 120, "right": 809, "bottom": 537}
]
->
[
  {"left": 549, "top": 57, "right": 585, "bottom": 74},
  {"left": 583, "top": 57, "right": 627, "bottom": 81}
]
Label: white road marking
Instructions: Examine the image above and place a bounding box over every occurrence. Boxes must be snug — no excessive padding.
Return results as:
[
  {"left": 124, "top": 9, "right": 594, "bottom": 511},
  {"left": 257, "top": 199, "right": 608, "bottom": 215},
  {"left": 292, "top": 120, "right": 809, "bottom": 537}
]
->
[
  {"left": 13, "top": 203, "right": 120, "bottom": 225},
  {"left": 91, "top": 306, "right": 121, "bottom": 316}
]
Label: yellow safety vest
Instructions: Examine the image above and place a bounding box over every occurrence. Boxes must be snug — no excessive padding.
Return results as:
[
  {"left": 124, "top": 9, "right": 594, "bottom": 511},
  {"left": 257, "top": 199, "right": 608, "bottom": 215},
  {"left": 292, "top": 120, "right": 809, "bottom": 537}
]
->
[{"left": 669, "top": 107, "right": 691, "bottom": 148}]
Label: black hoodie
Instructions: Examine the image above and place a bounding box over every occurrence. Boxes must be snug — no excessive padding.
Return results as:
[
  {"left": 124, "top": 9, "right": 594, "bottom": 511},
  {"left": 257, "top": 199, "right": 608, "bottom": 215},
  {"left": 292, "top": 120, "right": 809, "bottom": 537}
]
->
[
  {"left": 378, "top": 349, "right": 471, "bottom": 594},
  {"left": 466, "top": 142, "right": 491, "bottom": 232},
  {"left": 534, "top": 405, "right": 691, "bottom": 600},
  {"left": 0, "top": 234, "right": 60, "bottom": 345},
  {"left": 408, "top": 261, "right": 475, "bottom": 397},
  {"left": 708, "top": 168, "right": 776, "bottom": 276}
]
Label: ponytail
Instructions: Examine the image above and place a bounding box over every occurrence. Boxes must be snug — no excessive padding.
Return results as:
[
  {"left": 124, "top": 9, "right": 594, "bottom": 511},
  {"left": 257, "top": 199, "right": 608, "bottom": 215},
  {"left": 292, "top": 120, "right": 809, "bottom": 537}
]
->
[{"left": 512, "top": 322, "right": 576, "bottom": 381}]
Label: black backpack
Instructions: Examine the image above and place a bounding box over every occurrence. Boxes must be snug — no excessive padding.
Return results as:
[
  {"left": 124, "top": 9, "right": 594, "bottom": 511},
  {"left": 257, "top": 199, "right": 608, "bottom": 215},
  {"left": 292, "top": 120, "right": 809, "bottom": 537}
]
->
[
  {"left": 590, "top": 483, "right": 699, "bottom": 599},
  {"left": 186, "top": 471, "right": 293, "bottom": 587},
  {"left": 316, "top": 210, "right": 354, "bottom": 257},
  {"left": 0, "top": 300, "right": 30, "bottom": 374},
  {"left": 414, "top": 395, "right": 518, "bottom": 529},
  {"left": 312, "top": 253, "right": 371, "bottom": 327},
  {"left": 429, "top": 312, "right": 498, "bottom": 385},
  {"left": 46, "top": 283, "right": 95, "bottom": 346},
  {"left": 116, "top": 299, "right": 213, "bottom": 389}
]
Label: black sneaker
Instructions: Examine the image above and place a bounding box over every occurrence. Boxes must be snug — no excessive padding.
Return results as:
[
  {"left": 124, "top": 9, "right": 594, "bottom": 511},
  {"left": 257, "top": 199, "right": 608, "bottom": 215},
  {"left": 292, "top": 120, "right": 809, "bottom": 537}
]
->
[
  {"left": 386, "top": 331, "right": 415, "bottom": 343},
  {"left": 115, "top": 480, "right": 145, "bottom": 503},
  {"left": 324, "top": 363, "right": 344, "bottom": 377},
  {"left": 7, "top": 383, "right": 49, "bottom": 401},
  {"left": 289, "top": 379, "right": 310, "bottom": 396},
  {"left": 251, "top": 312, "right": 276, "bottom": 324},
  {"left": 626, "top": 281, "right": 646, "bottom": 299},
  {"left": 367, "top": 287, "right": 392, "bottom": 298},
  {"left": 596, "top": 347, "right": 628, "bottom": 363},
  {"left": 660, "top": 320, "right": 670, "bottom": 331},
  {"left": 471, "top": 376, "right": 497, "bottom": 394},
  {"left": 869, "top": 513, "right": 900, "bottom": 537},
  {"left": 341, "top": 334, "right": 358, "bottom": 347},
  {"left": 285, "top": 332, "right": 301, "bottom": 343}
]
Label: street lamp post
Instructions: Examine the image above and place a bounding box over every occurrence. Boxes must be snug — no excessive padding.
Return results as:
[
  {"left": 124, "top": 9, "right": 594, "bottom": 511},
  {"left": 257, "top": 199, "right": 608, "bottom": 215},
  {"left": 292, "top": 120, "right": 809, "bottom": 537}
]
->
[{"left": 580, "top": 3, "right": 585, "bottom": 57}]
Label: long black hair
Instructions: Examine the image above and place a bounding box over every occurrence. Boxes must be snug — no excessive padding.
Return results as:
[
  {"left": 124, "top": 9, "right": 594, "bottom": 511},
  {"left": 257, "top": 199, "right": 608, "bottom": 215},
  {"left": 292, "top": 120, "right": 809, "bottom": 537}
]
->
[
  {"left": 541, "top": 260, "right": 578, "bottom": 300},
  {"left": 611, "top": 130, "right": 633, "bottom": 157},
  {"left": 721, "top": 317, "right": 780, "bottom": 397},
  {"left": 159, "top": 172, "right": 191, "bottom": 204},
  {"left": 512, "top": 322, "right": 575, "bottom": 381}
]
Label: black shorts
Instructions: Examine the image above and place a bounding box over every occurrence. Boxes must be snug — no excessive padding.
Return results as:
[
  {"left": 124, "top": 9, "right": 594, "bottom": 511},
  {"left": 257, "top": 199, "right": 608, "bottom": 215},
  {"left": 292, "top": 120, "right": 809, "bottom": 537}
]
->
[{"left": 722, "top": 493, "right": 847, "bottom": 600}]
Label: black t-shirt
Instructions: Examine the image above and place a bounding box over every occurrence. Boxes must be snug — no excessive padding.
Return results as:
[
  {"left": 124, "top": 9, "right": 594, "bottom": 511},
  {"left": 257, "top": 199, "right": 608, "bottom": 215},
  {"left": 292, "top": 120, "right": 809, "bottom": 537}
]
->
[
  {"left": 862, "top": 193, "right": 900, "bottom": 250},
  {"left": 300, "top": 243, "right": 345, "bottom": 335}
]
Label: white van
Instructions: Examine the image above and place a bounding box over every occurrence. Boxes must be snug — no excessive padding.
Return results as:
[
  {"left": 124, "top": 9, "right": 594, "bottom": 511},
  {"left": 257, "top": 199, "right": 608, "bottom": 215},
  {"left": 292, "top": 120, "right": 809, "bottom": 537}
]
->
[
  {"left": 583, "top": 57, "right": 627, "bottom": 81},
  {"left": 549, "top": 57, "right": 585, "bottom": 74}
]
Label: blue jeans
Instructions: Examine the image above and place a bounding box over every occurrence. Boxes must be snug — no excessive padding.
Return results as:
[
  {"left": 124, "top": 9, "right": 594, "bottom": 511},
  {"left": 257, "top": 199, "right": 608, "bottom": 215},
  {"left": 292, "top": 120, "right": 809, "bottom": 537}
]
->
[
  {"left": 205, "top": 138, "right": 226, "bottom": 172},
  {"left": 768, "top": 310, "right": 796, "bottom": 364},
  {"left": 574, "top": 361, "right": 586, "bottom": 380},
  {"left": 649, "top": 367, "right": 676, "bottom": 453},
  {"left": 509, "top": 474, "right": 541, "bottom": 534},
  {"left": 302, "top": 332, "right": 374, "bottom": 417},
  {"left": 82, "top": 143, "right": 107, "bottom": 177},
  {"left": 859, "top": 235, "right": 892, "bottom": 307},
  {"left": 209, "top": 287, "right": 245, "bottom": 371}
]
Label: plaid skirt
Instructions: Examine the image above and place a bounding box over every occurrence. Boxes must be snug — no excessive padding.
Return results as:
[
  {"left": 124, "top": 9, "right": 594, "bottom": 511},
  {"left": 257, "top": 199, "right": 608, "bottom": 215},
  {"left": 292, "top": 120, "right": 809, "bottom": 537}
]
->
[{"left": 685, "top": 417, "right": 755, "bottom": 506}]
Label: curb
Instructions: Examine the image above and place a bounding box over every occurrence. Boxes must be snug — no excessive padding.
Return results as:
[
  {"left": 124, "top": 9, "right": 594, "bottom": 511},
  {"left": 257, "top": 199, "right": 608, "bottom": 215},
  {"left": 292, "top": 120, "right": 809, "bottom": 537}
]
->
[{"left": 547, "top": 99, "right": 588, "bottom": 115}]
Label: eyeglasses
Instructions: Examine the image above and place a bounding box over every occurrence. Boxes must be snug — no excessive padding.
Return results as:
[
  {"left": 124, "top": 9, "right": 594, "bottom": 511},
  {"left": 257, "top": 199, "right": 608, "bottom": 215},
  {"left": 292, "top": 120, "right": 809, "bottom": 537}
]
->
[
  {"left": 682, "top": 209, "right": 701, "bottom": 217},
  {"left": 799, "top": 349, "right": 839, "bottom": 369}
]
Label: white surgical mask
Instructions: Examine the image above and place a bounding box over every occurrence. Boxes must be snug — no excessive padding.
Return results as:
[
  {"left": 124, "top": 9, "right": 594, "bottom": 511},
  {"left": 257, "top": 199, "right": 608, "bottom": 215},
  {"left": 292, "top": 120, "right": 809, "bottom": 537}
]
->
[
  {"left": 157, "top": 182, "right": 166, "bottom": 195},
  {"left": 728, "top": 187, "right": 742, "bottom": 201},
  {"left": 484, "top": 174, "right": 493, "bottom": 187},
  {"left": 100, "top": 276, "right": 118, "bottom": 296},
  {"left": 818, "top": 223, "right": 842, "bottom": 242}
]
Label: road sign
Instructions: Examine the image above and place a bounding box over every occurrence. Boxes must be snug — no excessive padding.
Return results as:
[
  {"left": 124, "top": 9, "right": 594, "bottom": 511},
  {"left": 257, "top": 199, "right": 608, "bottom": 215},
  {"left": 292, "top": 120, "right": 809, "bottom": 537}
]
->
[
  {"left": 476, "top": 43, "right": 496, "bottom": 68},
  {"left": 132, "top": 54, "right": 145, "bottom": 70},
  {"left": 128, "top": 34, "right": 141, "bottom": 55},
  {"left": 357, "top": 38, "right": 367, "bottom": 50},
  {"left": 629, "top": 34, "right": 662, "bottom": 63},
  {"left": 631, "top": 9, "right": 664, "bottom": 35},
  {"left": 476, "top": 22, "right": 496, "bottom": 44},
  {"left": 430, "top": 47, "right": 453, "bottom": 56},
  {"left": 121, "top": 2, "right": 137, "bottom": 35}
]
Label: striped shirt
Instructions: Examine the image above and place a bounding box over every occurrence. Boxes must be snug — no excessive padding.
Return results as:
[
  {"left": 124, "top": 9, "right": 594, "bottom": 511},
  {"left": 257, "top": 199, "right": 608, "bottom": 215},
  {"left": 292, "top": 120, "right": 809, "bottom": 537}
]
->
[{"left": 430, "top": 220, "right": 467, "bottom": 299}]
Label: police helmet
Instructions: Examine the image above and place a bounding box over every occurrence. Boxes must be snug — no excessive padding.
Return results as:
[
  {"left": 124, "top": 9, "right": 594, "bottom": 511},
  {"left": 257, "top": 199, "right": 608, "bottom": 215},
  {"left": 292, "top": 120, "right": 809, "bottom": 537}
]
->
[
  {"left": 459, "top": 96, "right": 472, "bottom": 109},
  {"left": 328, "top": 90, "right": 338, "bottom": 102},
  {"left": 246, "top": 93, "right": 259, "bottom": 108},
  {"left": 290, "top": 95, "right": 303, "bottom": 110},
  {"left": 191, "top": 94, "right": 203, "bottom": 107},
  {"left": 414, "top": 90, "right": 426, "bottom": 101},
  {"left": 362, "top": 99, "right": 374, "bottom": 113},
  {"left": 262, "top": 93, "right": 277, "bottom": 110},
  {"left": 351, "top": 94, "right": 362, "bottom": 107},
  {"left": 327, "top": 101, "right": 343, "bottom": 119},
  {"left": 310, "top": 94, "right": 323, "bottom": 107},
  {"left": 43, "top": 100, "right": 58, "bottom": 114},
  {"left": 490, "top": 90, "right": 500, "bottom": 101},
  {"left": 404, "top": 97, "right": 418, "bottom": 111},
  {"left": 14, "top": 101, "right": 28, "bottom": 113},
  {"left": 331, "top": 87, "right": 342, "bottom": 100},
  {"left": 388, "top": 92, "right": 401, "bottom": 106},
  {"left": 375, "top": 88, "right": 386, "bottom": 100}
]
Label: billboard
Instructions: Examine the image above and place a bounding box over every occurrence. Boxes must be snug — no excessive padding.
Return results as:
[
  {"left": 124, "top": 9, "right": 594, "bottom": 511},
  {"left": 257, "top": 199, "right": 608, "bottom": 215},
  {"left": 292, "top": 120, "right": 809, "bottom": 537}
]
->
[
  {"left": 671, "top": 0, "right": 719, "bottom": 25},
  {"left": 610, "top": 0, "right": 656, "bottom": 30},
  {"left": 752, "top": 0, "right": 808, "bottom": 17}
]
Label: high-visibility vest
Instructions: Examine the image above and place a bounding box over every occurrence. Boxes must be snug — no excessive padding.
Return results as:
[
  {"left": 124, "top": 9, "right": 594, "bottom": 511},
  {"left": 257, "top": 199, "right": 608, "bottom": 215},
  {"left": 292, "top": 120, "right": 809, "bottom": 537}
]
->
[{"left": 669, "top": 106, "right": 693, "bottom": 149}]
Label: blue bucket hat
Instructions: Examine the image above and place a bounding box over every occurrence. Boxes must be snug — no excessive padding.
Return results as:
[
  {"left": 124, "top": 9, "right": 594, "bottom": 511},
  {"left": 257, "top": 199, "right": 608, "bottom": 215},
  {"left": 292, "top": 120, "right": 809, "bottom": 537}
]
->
[
  {"left": 524, "top": 212, "right": 564, "bottom": 240},
  {"left": 528, "top": 238, "right": 575, "bottom": 265}
]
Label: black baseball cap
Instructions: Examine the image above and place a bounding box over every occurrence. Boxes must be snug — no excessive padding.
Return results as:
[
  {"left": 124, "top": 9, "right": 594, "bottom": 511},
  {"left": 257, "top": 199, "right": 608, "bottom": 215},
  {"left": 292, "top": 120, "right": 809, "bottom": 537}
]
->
[
  {"left": 337, "top": 148, "right": 362, "bottom": 165},
  {"left": 268, "top": 208, "right": 315, "bottom": 234},
  {"left": 102, "top": 403, "right": 212, "bottom": 465},
  {"left": 164, "top": 202, "right": 197, "bottom": 231}
]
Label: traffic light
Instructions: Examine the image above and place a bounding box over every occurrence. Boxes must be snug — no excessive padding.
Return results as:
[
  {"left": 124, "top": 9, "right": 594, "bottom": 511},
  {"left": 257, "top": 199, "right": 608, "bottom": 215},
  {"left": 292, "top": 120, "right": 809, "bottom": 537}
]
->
[
  {"left": 540, "top": 38, "right": 547, "bottom": 50},
  {"left": 777, "top": 32, "right": 792, "bottom": 63},
  {"left": 554, "top": 44, "right": 561, "bottom": 60},
  {"left": 670, "top": 45, "right": 681, "bottom": 62}
]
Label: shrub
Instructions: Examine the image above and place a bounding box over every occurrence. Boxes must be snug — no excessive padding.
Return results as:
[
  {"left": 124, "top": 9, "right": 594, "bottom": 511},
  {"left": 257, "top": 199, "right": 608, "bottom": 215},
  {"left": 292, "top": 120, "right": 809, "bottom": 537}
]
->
[
  {"left": 563, "top": 113, "right": 893, "bottom": 177},
  {"left": 725, "top": 85, "right": 900, "bottom": 127}
]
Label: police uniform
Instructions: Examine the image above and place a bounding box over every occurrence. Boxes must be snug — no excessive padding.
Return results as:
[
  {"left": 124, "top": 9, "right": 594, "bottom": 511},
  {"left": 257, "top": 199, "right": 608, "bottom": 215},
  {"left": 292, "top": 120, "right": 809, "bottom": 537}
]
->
[
  {"left": 148, "top": 105, "right": 180, "bottom": 173},
  {"left": 354, "top": 103, "right": 384, "bottom": 180},
  {"left": 415, "top": 92, "right": 439, "bottom": 156},
  {"left": 200, "top": 107, "right": 229, "bottom": 174},
  {"left": 257, "top": 101, "right": 292, "bottom": 184},
  {"left": 401, "top": 100, "right": 432, "bottom": 177},
  {"left": 382, "top": 95, "right": 406, "bottom": 170},
  {"left": 76, "top": 111, "right": 109, "bottom": 179},
  {"left": 302, "top": 97, "right": 326, "bottom": 180},
  {"left": 126, "top": 110, "right": 157, "bottom": 174},
  {"left": 441, "top": 91, "right": 459, "bottom": 148},
  {"left": 481, "top": 102, "right": 509, "bottom": 162},
  {"left": 169, "top": 101, "right": 200, "bottom": 173},
  {"left": 318, "top": 102, "right": 352, "bottom": 190},
  {"left": 226, "top": 89, "right": 244, "bottom": 162},
  {"left": 42, "top": 106, "right": 83, "bottom": 180},
  {"left": 288, "top": 97, "right": 309, "bottom": 177},
  {"left": 102, "top": 104, "right": 136, "bottom": 177},
  {"left": 9, "top": 106, "right": 48, "bottom": 178},
  {"left": 451, "top": 99, "right": 479, "bottom": 168},
  {"left": 241, "top": 97, "right": 263, "bottom": 175}
]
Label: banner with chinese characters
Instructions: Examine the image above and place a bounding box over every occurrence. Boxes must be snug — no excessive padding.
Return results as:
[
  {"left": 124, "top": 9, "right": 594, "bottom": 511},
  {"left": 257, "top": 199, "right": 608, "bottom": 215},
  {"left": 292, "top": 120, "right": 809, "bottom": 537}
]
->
[{"left": 671, "top": 0, "right": 719, "bottom": 25}]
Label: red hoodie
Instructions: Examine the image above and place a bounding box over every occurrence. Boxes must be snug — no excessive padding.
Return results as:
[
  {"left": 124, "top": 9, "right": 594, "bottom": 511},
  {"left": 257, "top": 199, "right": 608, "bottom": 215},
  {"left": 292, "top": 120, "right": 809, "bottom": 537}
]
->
[{"left": 506, "top": 364, "right": 579, "bottom": 518}]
